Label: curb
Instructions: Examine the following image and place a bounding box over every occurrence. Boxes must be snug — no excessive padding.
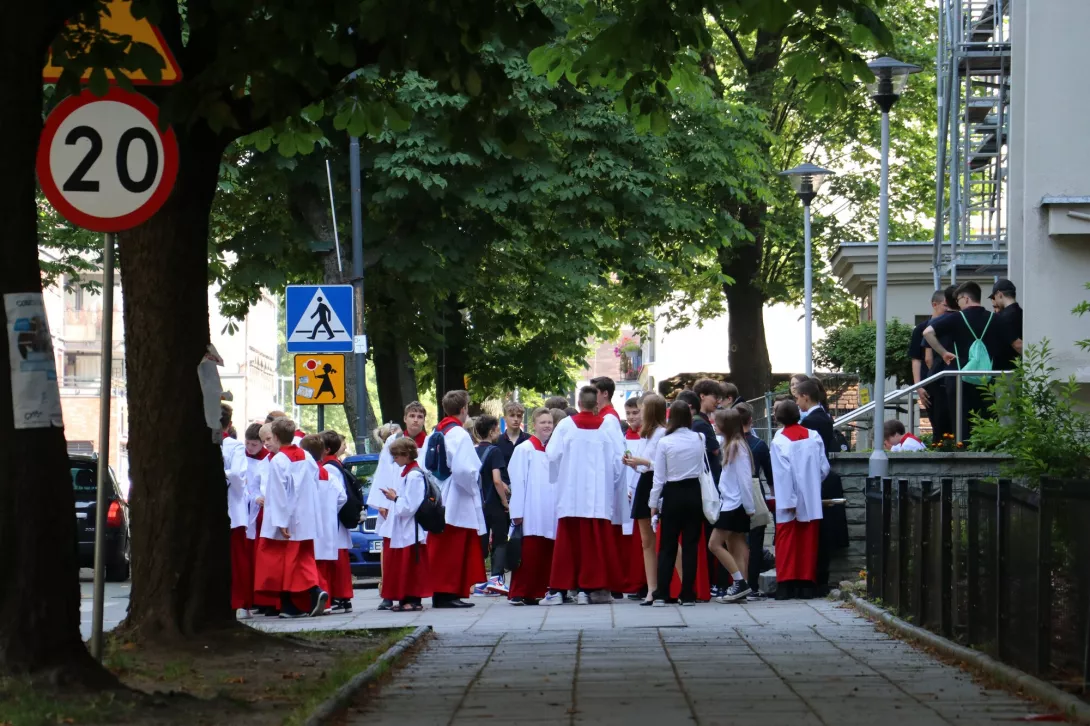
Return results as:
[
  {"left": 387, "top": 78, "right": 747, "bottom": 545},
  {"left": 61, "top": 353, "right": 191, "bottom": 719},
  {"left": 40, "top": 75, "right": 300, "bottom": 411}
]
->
[
  {"left": 849, "top": 595, "right": 1090, "bottom": 723},
  {"left": 303, "top": 624, "right": 433, "bottom": 726}
]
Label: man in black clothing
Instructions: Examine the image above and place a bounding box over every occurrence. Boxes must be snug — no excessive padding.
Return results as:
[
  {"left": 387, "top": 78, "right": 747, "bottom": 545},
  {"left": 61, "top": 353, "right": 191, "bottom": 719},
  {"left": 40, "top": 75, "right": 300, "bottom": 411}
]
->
[
  {"left": 795, "top": 379, "right": 838, "bottom": 456},
  {"left": 924, "top": 281, "right": 1022, "bottom": 442},
  {"left": 910, "top": 290, "right": 953, "bottom": 441},
  {"left": 497, "top": 400, "right": 530, "bottom": 465},
  {"left": 988, "top": 279, "right": 1024, "bottom": 372}
]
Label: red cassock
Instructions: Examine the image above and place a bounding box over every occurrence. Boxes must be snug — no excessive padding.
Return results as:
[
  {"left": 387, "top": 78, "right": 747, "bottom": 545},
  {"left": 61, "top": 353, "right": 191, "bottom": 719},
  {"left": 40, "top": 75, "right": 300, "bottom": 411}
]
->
[
  {"left": 254, "top": 539, "right": 320, "bottom": 597},
  {"left": 381, "top": 544, "right": 433, "bottom": 601},
  {"left": 427, "top": 524, "right": 485, "bottom": 597},
  {"left": 508, "top": 535, "right": 555, "bottom": 600},
  {"left": 252, "top": 508, "right": 278, "bottom": 609},
  {"left": 657, "top": 522, "right": 711, "bottom": 601},
  {"left": 549, "top": 517, "right": 622, "bottom": 592},
  {"left": 619, "top": 526, "right": 648, "bottom": 594},
  {"left": 230, "top": 526, "right": 254, "bottom": 610},
  {"left": 775, "top": 519, "right": 819, "bottom": 583},
  {"left": 316, "top": 549, "right": 354, "bottom": 602}
]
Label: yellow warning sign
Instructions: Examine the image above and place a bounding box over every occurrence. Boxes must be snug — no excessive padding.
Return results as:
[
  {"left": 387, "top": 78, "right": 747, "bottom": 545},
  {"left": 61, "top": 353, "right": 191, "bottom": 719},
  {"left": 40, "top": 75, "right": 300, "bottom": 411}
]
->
[
  {"left": 294, "top": 354, "right": 345, "bottom": 406},
  {"left": 43, "top": 0, "right": 182, "bottom": 85}
]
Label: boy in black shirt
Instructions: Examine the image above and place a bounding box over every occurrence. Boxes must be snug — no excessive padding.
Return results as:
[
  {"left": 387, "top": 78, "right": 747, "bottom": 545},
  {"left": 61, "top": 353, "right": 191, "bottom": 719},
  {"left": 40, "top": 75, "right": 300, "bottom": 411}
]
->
[
  {"left": 910, "top": 290, "right": 953, "bottom": 440},
  {"left": 924, "top": 281, "right": 1022, "bottom": 442},
  {"left": 988, "top": 279, "right": 1024, "bottom": 372},
  {"left": 473, "top": 415, "right": 511, "bottom": 595},
  {"left": 497, "top": 401, "right": 530, "bottom": 465}
]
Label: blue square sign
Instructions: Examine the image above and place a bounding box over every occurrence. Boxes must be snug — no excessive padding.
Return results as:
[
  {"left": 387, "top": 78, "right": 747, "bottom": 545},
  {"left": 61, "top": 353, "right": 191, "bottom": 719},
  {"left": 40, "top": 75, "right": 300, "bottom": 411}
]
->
[{"left": 285, "top": 285, "right": 355, "bottom": 353}]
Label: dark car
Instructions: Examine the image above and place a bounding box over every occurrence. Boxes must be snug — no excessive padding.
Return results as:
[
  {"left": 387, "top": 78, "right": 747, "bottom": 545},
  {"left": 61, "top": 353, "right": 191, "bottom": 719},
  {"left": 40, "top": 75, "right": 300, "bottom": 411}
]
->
[
  {"left": 71, "top": 454, "right": 131, "bottom": 581},
  {"left": 343, "top": 453, "right": 383, "bottom": 578}
]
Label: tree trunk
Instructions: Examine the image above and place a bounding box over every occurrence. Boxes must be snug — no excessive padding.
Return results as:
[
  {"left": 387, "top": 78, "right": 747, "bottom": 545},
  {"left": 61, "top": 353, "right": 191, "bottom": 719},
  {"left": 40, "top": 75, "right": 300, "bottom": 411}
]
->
[
  {"left": 434, "top": 299, "right": 468, "bottom": 404},
  {"left": 0, "top": 0, "right": 114, "bottom": 684},
  {"left": 116, "top": 127, "right": 235, "bottom": 640},
  {"left": 720, "top": 246, "right": 773, "bottom": 399},
  {"left": 374, "top": 334, "right": 418, "bottom": 424}
]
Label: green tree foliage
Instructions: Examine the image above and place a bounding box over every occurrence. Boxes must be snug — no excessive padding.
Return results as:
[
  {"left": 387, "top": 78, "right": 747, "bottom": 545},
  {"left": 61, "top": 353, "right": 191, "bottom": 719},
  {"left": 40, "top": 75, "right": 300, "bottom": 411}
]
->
[
  {"left": 813, "top": 319, "right": 914, "bottom": 385},
  {"left": 1074, "top": 282, "right": 1090, "bottom": 352},
  {"left": 969, "top": 342, "right": 1090, "bottom": 481}
]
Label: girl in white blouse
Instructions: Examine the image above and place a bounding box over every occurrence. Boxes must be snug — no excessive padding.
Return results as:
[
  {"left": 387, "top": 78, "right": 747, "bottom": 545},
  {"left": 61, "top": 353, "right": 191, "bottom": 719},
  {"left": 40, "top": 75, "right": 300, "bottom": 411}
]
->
[
  {"left": 622, "top": 393, "right": 667, "bottom": 604},
  {"left": 710, "top": 409, "right": 756, "bottom": 603}
]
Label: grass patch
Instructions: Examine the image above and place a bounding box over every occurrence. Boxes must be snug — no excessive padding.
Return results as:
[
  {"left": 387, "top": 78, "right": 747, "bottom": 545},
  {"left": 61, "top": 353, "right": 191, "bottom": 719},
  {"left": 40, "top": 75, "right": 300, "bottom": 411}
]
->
[
  {"left": 281, "top": 627, "right": 413, "bottom": 726},
  {"left": 0, "top": 679, "right": 136, "bottom": 726}
]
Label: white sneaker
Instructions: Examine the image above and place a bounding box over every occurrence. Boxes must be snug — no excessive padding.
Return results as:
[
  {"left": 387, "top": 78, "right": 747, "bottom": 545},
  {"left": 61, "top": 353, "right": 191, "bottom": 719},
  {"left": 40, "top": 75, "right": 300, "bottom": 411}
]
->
[
  {"left": 485, "top": 575, "right": 509, "bottom": 595},
  {"left": 589, "top": 590, "right": 612, "bottom": 605},
  {"left": 236, "top": 608, "right": 252, "bottom": 620},
  {"left": 576, "top": 592, "right": 590, "bottom": 605},
  {"left": 541, "top": 592, "right": 564, "bottom": 606},
  {"left": 652, "top": 599, "right": 667, "bottom": 608},
  {"left": 471, "top": 581, "right": 492, "bottom": 597}
]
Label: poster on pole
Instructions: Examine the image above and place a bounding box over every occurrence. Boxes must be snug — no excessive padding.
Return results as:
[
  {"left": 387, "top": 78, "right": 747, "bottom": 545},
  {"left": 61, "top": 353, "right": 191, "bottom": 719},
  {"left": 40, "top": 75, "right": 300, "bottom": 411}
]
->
[{"left": 5, "top": 293, "right": 64, "bottom": 429}]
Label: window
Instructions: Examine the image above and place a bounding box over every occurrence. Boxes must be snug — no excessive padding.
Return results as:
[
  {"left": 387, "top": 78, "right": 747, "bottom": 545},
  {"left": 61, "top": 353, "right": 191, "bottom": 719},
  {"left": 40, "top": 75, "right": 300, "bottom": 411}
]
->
[{"left": 915, "top": 315, "right": 931, "bottom": 326}]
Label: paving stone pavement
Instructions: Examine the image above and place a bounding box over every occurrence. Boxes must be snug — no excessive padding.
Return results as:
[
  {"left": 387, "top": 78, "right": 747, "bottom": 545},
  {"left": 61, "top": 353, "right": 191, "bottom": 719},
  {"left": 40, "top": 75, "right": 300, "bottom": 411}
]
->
[{"left": 253, "top": 590, "right": 1049, "bottom": 725}]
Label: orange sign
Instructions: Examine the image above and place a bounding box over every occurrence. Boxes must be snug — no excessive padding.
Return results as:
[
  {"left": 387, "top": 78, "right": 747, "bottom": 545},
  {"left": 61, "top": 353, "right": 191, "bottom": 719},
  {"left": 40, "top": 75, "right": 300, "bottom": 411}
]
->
[
  {"left": 43, "top": 0, "right": 182, "bottom": 85},
  {"left": 294, "top": 354, "right": 346, "bottom": 406}
]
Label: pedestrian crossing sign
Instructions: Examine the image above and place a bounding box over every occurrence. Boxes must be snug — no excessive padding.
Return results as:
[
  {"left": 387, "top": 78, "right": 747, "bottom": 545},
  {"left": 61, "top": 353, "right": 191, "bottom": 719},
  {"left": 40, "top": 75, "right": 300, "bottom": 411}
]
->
[
  {"left": 285, "top": 285, "right": 354, "bottom": 353},
  {"left": 294, "top": 354, "right": 346, "bottom": 405}
]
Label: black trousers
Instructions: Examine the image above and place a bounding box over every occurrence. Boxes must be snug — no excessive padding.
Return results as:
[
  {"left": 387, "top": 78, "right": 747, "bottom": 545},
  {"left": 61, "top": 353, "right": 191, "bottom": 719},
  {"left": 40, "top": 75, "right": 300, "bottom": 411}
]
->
[
  {"left": 747, "top": 525, "right": 766, "bottom": 583},
  {"left": 653, "top": 478, "right": 704, "bottom": 602},
  {"left": 481, "top": 498, "right": 510, "bottom": 576},
  {"left": 925, "top": 383, "right": 951, "bottom": 442},
  {"left": 956, "top": 380, "right": 987, "bottom": 443}
]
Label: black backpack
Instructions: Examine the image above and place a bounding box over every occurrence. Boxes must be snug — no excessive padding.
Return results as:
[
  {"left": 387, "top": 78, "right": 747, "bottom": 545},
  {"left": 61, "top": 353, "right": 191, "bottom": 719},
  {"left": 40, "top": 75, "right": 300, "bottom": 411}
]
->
[{"left": 325, "top": 459, "right": 365, "bottom": 529}]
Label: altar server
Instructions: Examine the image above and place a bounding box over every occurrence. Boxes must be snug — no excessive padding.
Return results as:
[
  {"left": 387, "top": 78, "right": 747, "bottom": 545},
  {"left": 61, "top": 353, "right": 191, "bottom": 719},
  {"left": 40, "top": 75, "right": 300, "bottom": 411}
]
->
[
  {"left": 222, "top": 405, "right": 252, "bottom": 618},
  {"left": 508, "top": 408, "right": 557, "bottom": 605},
  {"left": 377, "top": 437, "right": 433, "bottom": 611}
]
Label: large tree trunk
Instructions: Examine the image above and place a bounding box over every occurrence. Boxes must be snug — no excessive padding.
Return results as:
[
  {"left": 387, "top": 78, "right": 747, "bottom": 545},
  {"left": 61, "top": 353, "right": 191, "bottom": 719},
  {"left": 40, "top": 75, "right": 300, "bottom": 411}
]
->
[
  {"left": 0, "top": 0, "right": 113, "bottom": 683},
  {"left": 116, "top": 127, "right": 235, "bottom": 640},
  {"left": 433, "top": 299, "right": 469, "bottom": 404},
  {"left": 720, "top": 245, "right": 772, "bottom": 399},
  {"left": 374, "top": 333, "right": 418, "bottom": 424}
]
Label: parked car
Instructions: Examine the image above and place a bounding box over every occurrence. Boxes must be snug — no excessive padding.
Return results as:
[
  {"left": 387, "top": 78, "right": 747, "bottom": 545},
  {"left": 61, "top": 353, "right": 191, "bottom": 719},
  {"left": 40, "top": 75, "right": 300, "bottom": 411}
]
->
[
  {"left": 343, "top": 453, "right": 383, "bottom": 578},
  {"left": 71, "top": 454, "right": 131, "bottom": 581}
]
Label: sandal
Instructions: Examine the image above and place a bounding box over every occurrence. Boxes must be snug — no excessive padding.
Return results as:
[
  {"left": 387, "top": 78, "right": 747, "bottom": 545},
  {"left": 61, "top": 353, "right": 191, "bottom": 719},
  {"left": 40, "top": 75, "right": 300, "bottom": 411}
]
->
[{"left": 390, "top": 603, "right": 424, "bottom": 612}]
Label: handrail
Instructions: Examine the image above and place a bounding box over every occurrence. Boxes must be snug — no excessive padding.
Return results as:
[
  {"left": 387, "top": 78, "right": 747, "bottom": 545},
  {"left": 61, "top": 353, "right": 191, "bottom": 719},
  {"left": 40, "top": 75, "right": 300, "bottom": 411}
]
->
[{"left": 833, "top": 368, "right": 1013, "bottom": 443}]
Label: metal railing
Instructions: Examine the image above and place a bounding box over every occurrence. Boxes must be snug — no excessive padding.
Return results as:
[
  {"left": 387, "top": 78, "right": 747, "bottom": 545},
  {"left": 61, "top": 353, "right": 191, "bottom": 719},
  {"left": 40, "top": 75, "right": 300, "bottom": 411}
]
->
[{"left": 833, "top": 368, "right": 1012, "bottom": 443}]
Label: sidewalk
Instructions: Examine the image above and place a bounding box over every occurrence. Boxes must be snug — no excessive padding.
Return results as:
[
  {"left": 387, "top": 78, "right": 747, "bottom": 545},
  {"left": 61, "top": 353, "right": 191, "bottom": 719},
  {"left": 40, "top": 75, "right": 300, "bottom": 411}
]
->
[{"left": 253, "top": 591, "right": 1046, "bottom": 725}]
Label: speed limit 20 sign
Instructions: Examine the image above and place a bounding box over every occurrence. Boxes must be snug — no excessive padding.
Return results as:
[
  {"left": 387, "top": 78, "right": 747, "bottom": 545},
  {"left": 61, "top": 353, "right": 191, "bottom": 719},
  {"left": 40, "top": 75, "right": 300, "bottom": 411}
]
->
[{"left": 37, "top": 88, "right": 179, "bottom": 233}]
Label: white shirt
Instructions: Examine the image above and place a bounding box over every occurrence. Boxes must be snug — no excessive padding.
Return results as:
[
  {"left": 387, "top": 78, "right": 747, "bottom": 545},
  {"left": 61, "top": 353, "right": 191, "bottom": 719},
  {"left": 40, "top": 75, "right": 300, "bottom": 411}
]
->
[
  {"left": 771, "top": 426, "right": 829, "bottom": 524},
  {"left": 388, "top": 467, "right": 428, "bottom": 548},
  {"left": 548, "top": 414, "right": 621, "bottom": 521},
  {"left": 222, "top": 437, "right": 249, "bottom": 531},
  {"left": 637, "top": 426, "right": 666, "bottom": 473},
  {"left": 718, "top": 441, "right": 756, "bottom": 514},
  {"left": 892, "top": 434, "right": 927, "bottom": 452},
  {"left": 649, "top": 428, "right": 706, "bottom": 510},
  {"left": 622, "top": 435, "right": 644, "bottom": 534},
  {"left": 508, "top": 439, "right": 557, "bottom": 539}
]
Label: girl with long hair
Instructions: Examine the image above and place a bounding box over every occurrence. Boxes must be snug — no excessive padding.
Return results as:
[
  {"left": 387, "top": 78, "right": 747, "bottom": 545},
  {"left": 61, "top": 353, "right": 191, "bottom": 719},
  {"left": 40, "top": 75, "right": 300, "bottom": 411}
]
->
[
  {"left": 622, "top": 393, "right": 667, "bottom": 604},
  {"left": 710, "top": 409, "right": 755, "bottom": 603}
]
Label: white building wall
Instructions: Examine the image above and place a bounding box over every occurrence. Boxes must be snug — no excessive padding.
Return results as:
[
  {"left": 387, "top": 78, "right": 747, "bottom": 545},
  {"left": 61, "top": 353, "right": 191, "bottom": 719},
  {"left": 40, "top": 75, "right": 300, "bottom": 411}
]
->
[
  {"left": 209, "top": 288, "right": 279, "bottom": 426},
  {"left": 1009, "top": 0, "right": 1090, "bottom": 385}
]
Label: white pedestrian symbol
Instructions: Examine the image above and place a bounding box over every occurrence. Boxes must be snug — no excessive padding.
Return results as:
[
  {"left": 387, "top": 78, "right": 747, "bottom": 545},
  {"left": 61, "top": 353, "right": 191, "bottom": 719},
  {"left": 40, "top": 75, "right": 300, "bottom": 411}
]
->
[{"left": 288, "top": 288, "right": 349, "bottom": 345}]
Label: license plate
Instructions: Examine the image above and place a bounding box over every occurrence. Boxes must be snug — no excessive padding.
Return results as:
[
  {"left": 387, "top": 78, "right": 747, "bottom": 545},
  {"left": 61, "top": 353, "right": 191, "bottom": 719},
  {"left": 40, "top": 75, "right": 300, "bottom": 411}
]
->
[
  {"left": 369, "top": 540, "right": 383, "bottom": 553},
  {"left": 75, "top": 512, "right": 87, "bottom": 520}
]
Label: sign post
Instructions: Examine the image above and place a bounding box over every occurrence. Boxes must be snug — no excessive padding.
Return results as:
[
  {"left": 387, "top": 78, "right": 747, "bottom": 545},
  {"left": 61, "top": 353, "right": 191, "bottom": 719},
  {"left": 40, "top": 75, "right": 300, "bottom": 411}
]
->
[{"left": 293, "top": 353, "right": 345, "bottom": 434}]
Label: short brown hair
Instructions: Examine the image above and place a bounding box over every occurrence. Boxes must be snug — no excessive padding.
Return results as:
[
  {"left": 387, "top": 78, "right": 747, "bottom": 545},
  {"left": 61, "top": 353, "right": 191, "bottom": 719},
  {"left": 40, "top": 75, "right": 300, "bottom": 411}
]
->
[
  {"left": 265, "top": 410, "right": 287, "bottom": 424},
  {"left": 590, "top": 376, "right": 615, "bottom": 398},
  {"left": 404, "top": 401, "right": 427, "bottom": 418},
  {"left": 550, "top": 408, "right": 569, "bottom": 425},
  {"left": 244, "top": 422, "right": 262, "bottom": 442},
  {"left": 720, "top": 382, "right": 739, "bottom": 402},
  {"left": 442, "top": 389, "right": 470, "bottom": 416},
  {"left": 955, "top": 281, "right": 982, "bottom": 304},
  {"left": 530, "top": 407, "right": 550, "bottom": 424},
  {"left": 734, "top": 402, "right": 754, "bottom": 427},
  {"left": 299, "top": 434, "right": 324, "bottom": 460},
  {"left": 320, "top": 430, "right": 343, "bottom": 455},
  {"left": 474, "top": 414, "right": 499, "bottom": 440},
  {"left": 884, "top": 420, "right": 906, "bottom": 439},
  {"left": 388, "top": 436, "right": 418, "bottom": 460},
  {"left": 693, "top": 378, "right": 722, "bottom": 399},
  {"left": 220, "top": 403, "right": 233, "bottom": 430},
  {"left": 270, "top": 418, "right": 296, "bottom": 444},
  {"left": 795, "top": 379, "right": 821, "bottom": 403},
  {"left": 624, "top": 396, "right": 640, "bottom": 410},
  {"left": 774, "top": 400, "right": 801, "bottom": 427},
  {"left": 577, "top": 386, "right": 598, "bottom": 412},
  {"left": 503, "top": 401, "right": 525, "bottom": 417},
  {"left": 544, "top": 396, "right": 570, "bottom": 410}
]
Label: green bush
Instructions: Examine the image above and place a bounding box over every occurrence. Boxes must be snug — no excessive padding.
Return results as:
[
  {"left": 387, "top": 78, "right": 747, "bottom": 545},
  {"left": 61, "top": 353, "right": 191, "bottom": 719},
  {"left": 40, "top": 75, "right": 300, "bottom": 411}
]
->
[
  {"left": 813, "top": 319, "right": 914, "bottom": 385},
  {"left": 969, "top": 340, "right": 1090, "bottom": 482}
]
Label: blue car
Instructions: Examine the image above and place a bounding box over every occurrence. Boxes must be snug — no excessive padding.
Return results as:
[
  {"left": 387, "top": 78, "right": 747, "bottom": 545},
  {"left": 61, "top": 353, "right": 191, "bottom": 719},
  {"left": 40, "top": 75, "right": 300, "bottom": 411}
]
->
[{"left": 344, "top": 453, "right": 383, "bottom": 578}]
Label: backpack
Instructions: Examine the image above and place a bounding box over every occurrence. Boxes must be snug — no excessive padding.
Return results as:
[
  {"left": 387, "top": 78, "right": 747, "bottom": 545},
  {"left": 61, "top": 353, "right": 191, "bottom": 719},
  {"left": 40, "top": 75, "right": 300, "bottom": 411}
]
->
[
  {"left": 424, "top": 420, "right": 460, "bottom": 480},
  {"left": 955, "top": 311, "right": 994, "bottom": 385},
  {"left": 325, "top": 459, "right": 364, "bottom": 529},
  {"left": 414, "top": 470, "right": 446, "bottom": 534}
]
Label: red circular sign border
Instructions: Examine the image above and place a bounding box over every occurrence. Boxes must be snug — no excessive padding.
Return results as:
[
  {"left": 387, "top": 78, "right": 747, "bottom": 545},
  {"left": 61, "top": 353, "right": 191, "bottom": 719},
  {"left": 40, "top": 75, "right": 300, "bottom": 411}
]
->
[{"left": 36, "top": 87, "right": 179, "bottom": 233}]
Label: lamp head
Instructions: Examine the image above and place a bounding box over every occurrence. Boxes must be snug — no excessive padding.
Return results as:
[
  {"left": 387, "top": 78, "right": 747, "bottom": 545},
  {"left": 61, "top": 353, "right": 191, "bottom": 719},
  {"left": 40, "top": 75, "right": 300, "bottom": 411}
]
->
[
  {"left": 866, "top": 56, "right": 921, "bottom": 112},
  {"left": 779, "top": 162, "right": 835, "bottom": 205}
]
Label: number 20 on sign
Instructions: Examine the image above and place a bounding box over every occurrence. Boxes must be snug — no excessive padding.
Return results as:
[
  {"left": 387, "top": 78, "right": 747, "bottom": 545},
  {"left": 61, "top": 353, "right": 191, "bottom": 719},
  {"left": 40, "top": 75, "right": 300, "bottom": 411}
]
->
[{"left": 36, "top": 87, "right": 179, "bottom": 233}]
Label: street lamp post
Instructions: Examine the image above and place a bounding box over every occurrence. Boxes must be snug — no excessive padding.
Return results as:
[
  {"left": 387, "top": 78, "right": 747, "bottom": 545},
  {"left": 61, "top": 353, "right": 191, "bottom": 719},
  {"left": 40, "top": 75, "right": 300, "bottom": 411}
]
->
[
  {"left": 780, "top": 162, "right": 835, "bottom": 376},
  {"left": 867, "top": 56, "right": 921, "bottom": 478}
]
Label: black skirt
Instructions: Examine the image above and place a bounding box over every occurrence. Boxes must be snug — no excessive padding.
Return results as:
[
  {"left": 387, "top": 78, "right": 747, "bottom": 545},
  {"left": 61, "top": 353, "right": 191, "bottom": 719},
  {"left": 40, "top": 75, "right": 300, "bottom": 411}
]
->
[
  {"left": 714, "top": 505, "right": 751, "bottom": 533},
  {"left": 631, "top": 470, "right": 654, "bottom": 520}
]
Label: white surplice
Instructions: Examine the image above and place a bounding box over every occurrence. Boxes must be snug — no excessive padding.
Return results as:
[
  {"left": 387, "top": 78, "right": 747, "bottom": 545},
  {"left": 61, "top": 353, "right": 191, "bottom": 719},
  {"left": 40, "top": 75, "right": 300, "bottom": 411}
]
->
[
  {"left": 324, "top": 463, "right": 353, "bottom": 550},
  {"left": 441, "top": 424, "right": 487, "bottom": 534},
  {"left": 369, "top": 436, "right": 405, "bottom": 535},
  {"left": 548, "top": 414, "right": 620, "bottom": 521},
  {"left": 245, "top": 454, "right": 269, "bottom": 539},
  {"left": 770, "top": 426, "right": 829, "bottom": 524},
  {"left": 260, "top": 445, "right": 320, "bottom": 542},
  {"left": 600, "top": 414, "right": 628, "bottom": 527},
  {"left": 314, "top": 463, "right": 347, "bottom": 561},
  {"left": 508, "top": 439, "right": 557, "bottom": 539},
  {"left": 222, "top": 436, "right": 249, "bottom": 531},
  {"left": 622, "top": 435, "right": 645, "bottom": 534},
  {"left": 388, "top": 467, "right": 428, "bottom": 548}
]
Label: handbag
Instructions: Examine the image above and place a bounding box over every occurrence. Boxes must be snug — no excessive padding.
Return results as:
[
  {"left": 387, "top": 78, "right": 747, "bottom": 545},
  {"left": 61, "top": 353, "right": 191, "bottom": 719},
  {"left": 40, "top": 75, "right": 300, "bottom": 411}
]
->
[
  {"left": 698, "top": 448, "right": 721, "bottom": 525},
  {"left": 749, "top": 477, "right": 772, "bottom": 528},
  {"left": 506, "top": 522, "right": 523, "bottom": 572}
]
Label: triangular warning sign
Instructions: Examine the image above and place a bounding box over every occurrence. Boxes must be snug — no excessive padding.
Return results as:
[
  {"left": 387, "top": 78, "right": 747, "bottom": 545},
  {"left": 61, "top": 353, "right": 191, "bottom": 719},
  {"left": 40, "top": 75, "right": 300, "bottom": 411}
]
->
[
  {"left": 288, "top": 288, "right": 351, "bottom": 345},
  {"left": 43, "top": 0, "right": 182, "bottom": 85}
]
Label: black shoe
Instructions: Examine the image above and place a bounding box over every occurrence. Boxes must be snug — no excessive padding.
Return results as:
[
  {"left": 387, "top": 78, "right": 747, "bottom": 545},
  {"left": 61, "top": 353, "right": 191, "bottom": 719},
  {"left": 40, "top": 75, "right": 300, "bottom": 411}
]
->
[
  {"left": 377, "top": 599, "right": 393, "bottom": 611},
  {"left": 525, "top": 598, "right": 540, "bottom": 606},
  {"left": 433, "top": 599, "right": 475, "bottom": 609},
  {"left": 509, "top": 597, "right": 526, "bottom": 606},
  {"left": 639, "top": 599, "right": 655, "bottom": 607},
  {"left": 310, "top": 590, "right": 329, "bottom": 617},
  {"left": 611, "top": 591, "right": 624, "bottom": 600},
  {"left": 330, "top": 600, "right": 352, "bottom": 614},
  {"left": 262, "top": 609, "right": 282, "bottom": 617},
  {"left": 626, "top": 593, "right": 644, "bottom": 600},
  {"left": 721, "top": 580, "right": 752, "bottom": 603}
]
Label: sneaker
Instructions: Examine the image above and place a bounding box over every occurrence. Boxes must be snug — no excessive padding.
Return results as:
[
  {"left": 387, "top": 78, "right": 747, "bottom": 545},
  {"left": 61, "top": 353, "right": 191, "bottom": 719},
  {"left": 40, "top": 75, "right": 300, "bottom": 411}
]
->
[
  {"left": 236, "top": 608, "right": 252, "bottom": 620},
  {"left": 567, "top": 589, "right": 579, "bottom": 601},
  {"left": 576, "top": 592, "right": 590, "bottom": 605},
  {"left": 485, "top": 575, "right": 509, "bottom": 595},
  {"left": 589, "top": 590, "right": 613, "bottom": 605},
  {"left": 509, "top": 597, "right": 526, "bottom": 606},
  {"left": 652, "top": 599, "right": 666, "bottom": 608},
  {"left": 710, "top": 585, "right": 725, "bottom": 598},
  {"left": 377, "top": 599, "right": 393, "bottom": 611},
  {"left": 721, "top": 580, "right": 752, "bottom": 603},
  {"left": 680, "top": 600, "right": 696, "bottom": 607},
  {"left": 541, "top": 592, "right": 564, "bottom": 606},
  {"left": 330, "top": 601, "right": 353, "bottom": 614},
  {"left": 310, "top": 590, "right": 329, "bottom": 617},
  {"left": 279, "top": 611, "right": 308, "bottom": 619},
  {"left": 472, "top": 581, "right": 500, "bottom": 597}
]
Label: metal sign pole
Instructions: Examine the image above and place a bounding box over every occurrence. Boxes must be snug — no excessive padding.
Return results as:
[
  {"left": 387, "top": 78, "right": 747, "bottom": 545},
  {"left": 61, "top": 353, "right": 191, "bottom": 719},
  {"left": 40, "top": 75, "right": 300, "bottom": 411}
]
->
[
  {"left": 349, "top": 135, "right": 368, "bottom": 453},
  {"left": 317, "top": 404, "right": 325, "bottom": 432},
  {"left": 90, "top": 232, "right": 115, "bottom": 661}
]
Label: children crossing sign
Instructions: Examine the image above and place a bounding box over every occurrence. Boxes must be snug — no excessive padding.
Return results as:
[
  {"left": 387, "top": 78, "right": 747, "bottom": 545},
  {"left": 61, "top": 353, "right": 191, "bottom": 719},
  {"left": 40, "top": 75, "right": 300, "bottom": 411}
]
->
[
  {"left": 294, "top": 354, "right": 346, "bottom": 405},
  {"left": 285, "top": 285, "right": 354, "bottom": 353}
]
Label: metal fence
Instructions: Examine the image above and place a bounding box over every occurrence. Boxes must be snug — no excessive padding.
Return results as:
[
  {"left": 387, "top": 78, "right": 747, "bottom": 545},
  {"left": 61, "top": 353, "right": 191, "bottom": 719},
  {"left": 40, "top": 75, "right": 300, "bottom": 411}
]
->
[{"left": 865, "top": 476, "right": 1090, "bottom": 696}]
